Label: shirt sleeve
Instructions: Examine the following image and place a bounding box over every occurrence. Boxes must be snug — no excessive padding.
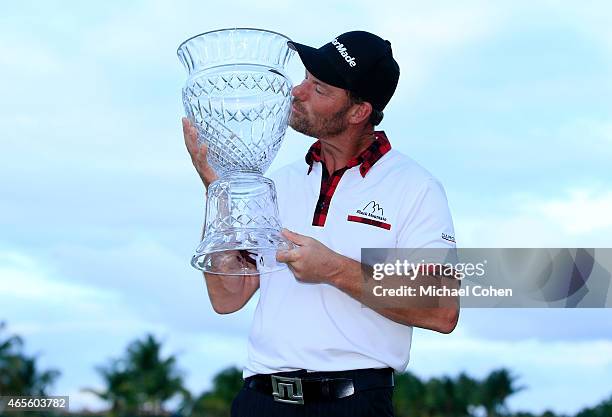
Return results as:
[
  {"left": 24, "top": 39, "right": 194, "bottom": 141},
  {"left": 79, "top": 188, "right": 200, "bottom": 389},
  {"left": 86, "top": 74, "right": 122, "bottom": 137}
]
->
[{"left": 395, "top": 178, "right": 457, "bottom": 263}]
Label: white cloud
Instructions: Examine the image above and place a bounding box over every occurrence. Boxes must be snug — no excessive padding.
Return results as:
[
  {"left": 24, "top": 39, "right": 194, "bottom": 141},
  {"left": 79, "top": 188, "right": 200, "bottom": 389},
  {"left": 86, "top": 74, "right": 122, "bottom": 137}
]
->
[
  {"left": 532, "top": 188, "right": 612, "bottom": 234},
  {"left": 379, "top": 2, "right": 502, "bottom": 90},
  {"left": 458, "top": 309, "right": 612, "bottom": 342},
  {"left": 0, "top": 40, "right": 63, "bottom": 76},
  {"left": 416, "top": 329, "right": 612, "bottom": 369},
  {"left": 36, "top": 240, "right": 255, "bottom": 336},
  {"left": 0, "top": 251, "right": 118, "bottom": 307},
  {"left": 541, "top": 0, "right": 612, "bottom": 53},
  {"left": 457, "top": 186, "right": 612, "bottom": 247},
  {"left": 555, "top": 118, "right": 612, "bottom": 156},
  {"left": 0, "top": 249, "right": 167, "bottom": 342}
]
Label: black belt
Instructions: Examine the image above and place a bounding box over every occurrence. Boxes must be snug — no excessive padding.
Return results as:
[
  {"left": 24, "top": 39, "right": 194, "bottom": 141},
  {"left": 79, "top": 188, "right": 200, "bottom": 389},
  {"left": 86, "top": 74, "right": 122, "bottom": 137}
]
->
[{"left": 244, "top": 368, "right": 394, "bottom": 405}]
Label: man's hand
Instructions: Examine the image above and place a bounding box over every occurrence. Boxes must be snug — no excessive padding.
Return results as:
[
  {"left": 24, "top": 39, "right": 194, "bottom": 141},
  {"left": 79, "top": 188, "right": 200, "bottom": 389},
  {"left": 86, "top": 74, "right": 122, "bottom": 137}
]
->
[
  {"left": 276, "top": 229, "right": 458, "bottom": 332},
  {"left": 203, "top": 250, "right": 260, "bottom": 314},
  {"left": 207, "top": 250, "right": 258, "bottom": 275},
  {"left": 182, "top": 117, "right": 218, "bottom": 188},
  {"left": 276, "top": 229, "right": 344, "bottom": 284}
]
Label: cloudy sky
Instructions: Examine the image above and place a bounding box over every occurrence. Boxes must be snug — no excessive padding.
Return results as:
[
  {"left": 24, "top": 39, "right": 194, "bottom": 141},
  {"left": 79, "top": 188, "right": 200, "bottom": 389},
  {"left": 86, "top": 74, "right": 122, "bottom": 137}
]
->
[{"left": 1, "top": 0, "right": 611, "bottom": 415}]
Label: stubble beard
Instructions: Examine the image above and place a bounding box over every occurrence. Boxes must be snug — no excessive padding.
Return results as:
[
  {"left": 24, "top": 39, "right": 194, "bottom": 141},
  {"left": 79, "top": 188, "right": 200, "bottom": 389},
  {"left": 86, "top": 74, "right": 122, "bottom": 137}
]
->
[{"left": 289, "top": 101, "right": 351, "bottom": 138}]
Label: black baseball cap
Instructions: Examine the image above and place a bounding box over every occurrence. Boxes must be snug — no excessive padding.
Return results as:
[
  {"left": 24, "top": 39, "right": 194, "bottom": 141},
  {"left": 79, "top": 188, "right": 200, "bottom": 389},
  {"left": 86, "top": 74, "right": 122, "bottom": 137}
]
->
[{"left": 288, "top": 31, "right": 400, "bottom": 111}]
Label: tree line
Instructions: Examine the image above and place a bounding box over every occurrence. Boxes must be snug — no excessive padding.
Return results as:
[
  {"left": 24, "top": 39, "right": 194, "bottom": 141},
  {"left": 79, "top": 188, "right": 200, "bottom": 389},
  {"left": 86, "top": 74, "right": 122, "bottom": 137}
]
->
[{"left": 0, "top": 322, "right": 610, "bottom": 417}]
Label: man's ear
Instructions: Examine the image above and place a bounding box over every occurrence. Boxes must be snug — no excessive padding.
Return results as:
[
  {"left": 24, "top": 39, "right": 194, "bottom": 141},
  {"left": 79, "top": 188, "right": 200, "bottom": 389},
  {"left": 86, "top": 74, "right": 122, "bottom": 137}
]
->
[{"left": 349, "top": 101, "right": 373, "bottom": 125}]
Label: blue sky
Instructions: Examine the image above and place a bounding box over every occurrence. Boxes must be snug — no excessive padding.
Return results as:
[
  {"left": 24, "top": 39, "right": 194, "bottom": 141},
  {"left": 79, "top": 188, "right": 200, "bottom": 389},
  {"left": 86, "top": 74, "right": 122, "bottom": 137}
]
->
[{"left": 1, "top": 0, "right": 611, "bottom": 414}]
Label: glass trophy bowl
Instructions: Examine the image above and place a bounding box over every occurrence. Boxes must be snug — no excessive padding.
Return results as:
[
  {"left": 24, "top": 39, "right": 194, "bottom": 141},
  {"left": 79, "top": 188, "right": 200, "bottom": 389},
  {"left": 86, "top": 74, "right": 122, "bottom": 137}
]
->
[{"left": 178, "top": 28, "right": 295, "bottom": 275}]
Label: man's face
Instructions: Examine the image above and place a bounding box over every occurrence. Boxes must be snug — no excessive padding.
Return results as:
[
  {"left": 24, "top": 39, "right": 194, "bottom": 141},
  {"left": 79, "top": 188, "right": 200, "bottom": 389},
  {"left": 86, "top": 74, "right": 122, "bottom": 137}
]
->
[{"left": 289, "top": 71, "right": 353, "bottom": 138}]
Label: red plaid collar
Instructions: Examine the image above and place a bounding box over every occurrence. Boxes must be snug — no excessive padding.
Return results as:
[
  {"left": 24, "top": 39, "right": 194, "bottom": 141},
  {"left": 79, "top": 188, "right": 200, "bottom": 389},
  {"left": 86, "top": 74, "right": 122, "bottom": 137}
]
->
[{"left": 305, "top": 131, "right": 392, "bottom": 177}]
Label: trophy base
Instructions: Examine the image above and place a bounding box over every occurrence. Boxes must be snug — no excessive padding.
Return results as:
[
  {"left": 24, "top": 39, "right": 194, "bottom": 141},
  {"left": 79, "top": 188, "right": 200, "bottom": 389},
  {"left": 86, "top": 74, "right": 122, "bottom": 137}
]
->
[
  {"left": 191, "top": 228, "right": 292, "bottom": 275},
  {"left": 192, "top": 174, "right": 292, "bottom": 276}
]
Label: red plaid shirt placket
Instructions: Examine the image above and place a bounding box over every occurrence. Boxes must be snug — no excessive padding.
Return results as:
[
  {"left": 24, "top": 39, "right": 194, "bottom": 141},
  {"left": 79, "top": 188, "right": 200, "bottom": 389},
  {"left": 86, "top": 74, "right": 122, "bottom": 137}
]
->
[{"left": 305, "top": 132, "right": 392, "bottom": 227}]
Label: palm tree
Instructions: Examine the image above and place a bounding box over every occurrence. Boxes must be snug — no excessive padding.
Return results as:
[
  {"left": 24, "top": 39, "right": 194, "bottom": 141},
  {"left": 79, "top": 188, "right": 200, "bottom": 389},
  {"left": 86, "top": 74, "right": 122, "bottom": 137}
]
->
[
  {"left": 574, "top": 394, "right": 612, "bottom": 417},
  {"left": 392, "top": 368, "right": 520, "bottom": 417},
  {"left": 85, "top": 334, "right": 188, "bottom": 416},
  {"left": 0, "top": 322, "right": 60, "bottom": 396},
  {"left": 0, "top": 321, "right": 23, "bottom": 392},
  {"left": 454, "top": 372, "right": 481, "bottom": 416},
  {"left": 478, "top": 369, "right": 524, "bottom": 417},
  {"left": 393, "top": 371, "right": 426, "bottom": 417},
  {"left": 0, "top": 322, "right": 23, "bottom": 354},
  {"left": 423, "top": 376, "right": 468, "bottom": 417},
  {"left": 189, "top": 366, "right": 243, "bottom": 417},
  {"left": 125, "top": 334, "right": 188, "bottom": 414},
  {"left": 86, "top": 359, "right": 140, "bottom": 417}
]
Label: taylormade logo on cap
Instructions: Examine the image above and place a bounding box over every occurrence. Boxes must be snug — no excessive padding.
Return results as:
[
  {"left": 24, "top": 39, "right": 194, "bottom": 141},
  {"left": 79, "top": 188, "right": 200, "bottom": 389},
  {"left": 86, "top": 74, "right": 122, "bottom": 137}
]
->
[{"left": 331, "top": 38, "right": 357, "bottom": 67}]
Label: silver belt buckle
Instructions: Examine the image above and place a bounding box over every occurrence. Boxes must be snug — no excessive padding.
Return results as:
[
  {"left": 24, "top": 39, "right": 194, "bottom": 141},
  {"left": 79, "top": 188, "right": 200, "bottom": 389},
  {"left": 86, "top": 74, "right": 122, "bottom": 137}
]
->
[{"left": 271, "top": 375, "right": 304, "bottom": 404}]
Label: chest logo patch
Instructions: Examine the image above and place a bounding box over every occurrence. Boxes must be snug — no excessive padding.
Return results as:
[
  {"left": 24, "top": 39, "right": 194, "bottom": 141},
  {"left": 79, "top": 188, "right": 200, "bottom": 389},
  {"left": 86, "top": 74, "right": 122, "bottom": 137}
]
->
[{"left": 348, "top": 201, "right": 392, "bottom": 230}]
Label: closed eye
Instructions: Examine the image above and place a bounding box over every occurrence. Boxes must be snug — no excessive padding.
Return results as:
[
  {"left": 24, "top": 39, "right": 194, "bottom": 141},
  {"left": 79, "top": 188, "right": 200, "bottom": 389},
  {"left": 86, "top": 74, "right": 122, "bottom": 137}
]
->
[{"left": 305, "top": 71, "right": 328, "bottom": 95}]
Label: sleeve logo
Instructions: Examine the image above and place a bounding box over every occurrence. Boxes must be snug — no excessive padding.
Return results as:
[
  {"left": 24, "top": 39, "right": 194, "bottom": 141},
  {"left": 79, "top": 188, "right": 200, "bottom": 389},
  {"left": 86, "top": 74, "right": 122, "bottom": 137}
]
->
[{"left": 442, "top": 233, "right": 456, "bottom": 243}]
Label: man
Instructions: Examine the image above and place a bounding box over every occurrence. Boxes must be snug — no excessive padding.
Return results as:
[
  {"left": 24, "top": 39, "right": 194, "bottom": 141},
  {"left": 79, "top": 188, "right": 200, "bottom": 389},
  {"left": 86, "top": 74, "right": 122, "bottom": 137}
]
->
[{"left": 183, "top": 31, "right": 459, "bottom": 417}]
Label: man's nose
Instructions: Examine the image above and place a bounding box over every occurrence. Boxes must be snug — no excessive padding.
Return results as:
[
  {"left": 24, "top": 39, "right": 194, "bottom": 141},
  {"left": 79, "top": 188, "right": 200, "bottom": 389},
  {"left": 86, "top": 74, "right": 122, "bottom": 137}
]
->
[{"left": 292, "top": 80, "right": 308, "bottom": 100}]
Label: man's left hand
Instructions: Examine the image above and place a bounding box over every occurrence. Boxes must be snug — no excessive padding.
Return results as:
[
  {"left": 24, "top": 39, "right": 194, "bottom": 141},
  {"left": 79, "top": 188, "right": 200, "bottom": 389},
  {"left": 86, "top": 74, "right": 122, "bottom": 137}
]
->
[{"left": 276, "top": 229, "right": 344, "bottom": 284}]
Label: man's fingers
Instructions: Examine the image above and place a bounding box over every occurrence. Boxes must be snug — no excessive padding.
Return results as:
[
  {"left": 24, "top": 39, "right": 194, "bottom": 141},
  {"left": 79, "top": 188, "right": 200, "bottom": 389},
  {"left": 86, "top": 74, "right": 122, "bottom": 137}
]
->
[
  {"left": 197, "top": 144, "right": 218, "bottom": 185},
  {"left": 182, "top": 117, "right": 194, "bottom": 140},
  {"left": 190, "top": 124, "right": 198, "bottom": 141},
  {"left": 182, "top": 119, "right": 210, "bottom": 164},
  {"left": 200, "top": 141, "right": 209, "bottom": 159},
  {"left": 181, "top": 118, "right": 219, "bottom": 187},
  {"left": 276, "top": 249, "right": 299, "bottom": 263},
  {"left": 182, "top": 117, "right": 198, "bottom": 155},
  {"left": 281, "top": 228, "right": 309, "bottom": 246},
  {"left": 182, "top": 117, "right": 189, "bottom": 144}
]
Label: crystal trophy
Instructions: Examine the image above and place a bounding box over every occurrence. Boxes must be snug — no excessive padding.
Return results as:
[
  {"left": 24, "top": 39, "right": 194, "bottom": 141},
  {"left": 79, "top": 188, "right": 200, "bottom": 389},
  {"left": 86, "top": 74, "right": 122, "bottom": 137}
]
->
[{"left": 177, "top": 28, "right": 295, "bottom": 275}]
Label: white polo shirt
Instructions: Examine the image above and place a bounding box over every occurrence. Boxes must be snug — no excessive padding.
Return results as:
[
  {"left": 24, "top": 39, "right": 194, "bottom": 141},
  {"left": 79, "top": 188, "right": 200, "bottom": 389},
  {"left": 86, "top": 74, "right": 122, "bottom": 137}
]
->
[{"left": 243, "top": 134, "right": 456, "bottom": 377}]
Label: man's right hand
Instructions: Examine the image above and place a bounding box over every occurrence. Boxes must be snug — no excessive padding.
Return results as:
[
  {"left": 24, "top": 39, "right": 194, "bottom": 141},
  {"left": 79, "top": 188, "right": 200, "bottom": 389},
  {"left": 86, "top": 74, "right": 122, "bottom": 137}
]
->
[
  {"left": 204, "top": 250, "right": 261, "bottom": 314},
  {"left": 182, "top": 117, "right": 218, "bottom": 188}
]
